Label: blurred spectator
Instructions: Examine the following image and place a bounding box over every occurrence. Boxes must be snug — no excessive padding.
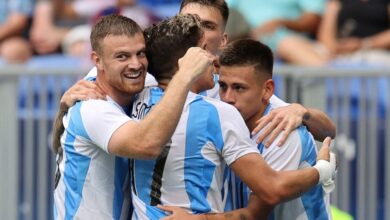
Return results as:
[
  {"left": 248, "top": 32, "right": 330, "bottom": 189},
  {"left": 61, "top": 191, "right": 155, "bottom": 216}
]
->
[
  {"left": 112, "top": 0, "right": 157, "bottom": 29},
  {"left": 137, "top": 0, "right": 181, "bottom": 18},
  {"left": 318, "top": 0, "right": 390, "bottom": 68},
  {"left": 0, "top": 0, "right": 35, "bottom": 63},
  {"left": 30, "top": 0, "right": 116, "bottom": 56},
  {"left": 30, "top": 0, "right": 157, "bottom": 57},
  {"left": 226, "top": 0, "right": 329, "bottom": 66}
]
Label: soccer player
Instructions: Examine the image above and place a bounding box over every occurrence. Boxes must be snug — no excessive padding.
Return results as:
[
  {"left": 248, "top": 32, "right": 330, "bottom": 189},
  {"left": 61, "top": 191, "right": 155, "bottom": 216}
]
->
[
  {"left": 53, "top": 14, "right": 214, "bottom": 219},
  {"left": 131, "top": 13, "right": 336, "bottom": 219},
  {"left": 218, "top": 39, "right": 332, "bottom": 219},
  {"left": 160, "top": 40, "right": 335, "bottom": 220},
  {"left": 56, "top": 0, "right": 335, "bottom": 149}
]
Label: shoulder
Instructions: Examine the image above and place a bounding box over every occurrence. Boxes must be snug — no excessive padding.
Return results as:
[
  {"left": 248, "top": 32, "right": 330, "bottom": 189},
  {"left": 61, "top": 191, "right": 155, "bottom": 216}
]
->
[
  {"left": 85, "top": 67, "right": 97, "bottom": 80},
  {"left": 68, "top": 99, "right": 127, "bottom": 123},
  {"left": 269, "top": 95, "right": 289, "bottom": 107},
  {"left": 189, "top": 94, "right": 243, "bottom": 122}
]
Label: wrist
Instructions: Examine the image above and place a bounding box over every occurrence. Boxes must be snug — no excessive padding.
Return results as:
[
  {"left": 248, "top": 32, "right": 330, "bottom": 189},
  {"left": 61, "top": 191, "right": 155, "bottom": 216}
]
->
[
  {"left": 173, "top": 70, "right": 194, "bottom": 86},
  {"left": 313, "top": 160, "right": 332, "bottom": 183},
  {"left": 313, "top": 152, "right": 336, "bottom": 184}
]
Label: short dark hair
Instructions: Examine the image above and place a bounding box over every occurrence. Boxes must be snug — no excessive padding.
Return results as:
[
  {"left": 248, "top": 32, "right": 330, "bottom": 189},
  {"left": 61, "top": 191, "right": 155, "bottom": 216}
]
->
[
  {"left": 180, "top": 0, "right": 229, "bottom": 26},
  {"left": 144, "top": 14, "right": 204, "bottom": 81},
  {"left": 90, "top": 14, "right": 143, "bottom": 55},
  {"left": 219, "top": 39, "right": 274, "bottom": 77}
]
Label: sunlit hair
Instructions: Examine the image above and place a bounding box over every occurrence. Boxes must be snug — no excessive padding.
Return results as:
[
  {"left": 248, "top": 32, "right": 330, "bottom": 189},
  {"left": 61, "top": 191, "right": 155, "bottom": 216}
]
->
[
  {"left": 90, "top": 14, "right": 143, "bottom": 55},
  {"left": 180, "top": 0, "right": 229, "bottom": 26},
  {"left": 219, "top": 39, "right": 274, "bottom": 77},
  {"left": 144, "top": 14, "right": 204, "bottom": 81}
]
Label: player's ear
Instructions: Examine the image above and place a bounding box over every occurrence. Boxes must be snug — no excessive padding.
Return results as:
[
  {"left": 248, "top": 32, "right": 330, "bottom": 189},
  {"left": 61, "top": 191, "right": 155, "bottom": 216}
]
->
[
  {"left": 263, "top": 79, "right": 274, "bottom": 101},
  {"left": 91, "top": 51, "right": 102, "bottom": 71},
  {"left": 220, "top": 32, "right": 228, "bottom": 48}
]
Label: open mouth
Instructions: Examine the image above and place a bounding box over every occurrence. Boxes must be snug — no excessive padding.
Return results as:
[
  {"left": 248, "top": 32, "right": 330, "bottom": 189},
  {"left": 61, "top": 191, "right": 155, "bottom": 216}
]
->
[{"left": 123, "top": 70, "right": 143, "bottom": 79}]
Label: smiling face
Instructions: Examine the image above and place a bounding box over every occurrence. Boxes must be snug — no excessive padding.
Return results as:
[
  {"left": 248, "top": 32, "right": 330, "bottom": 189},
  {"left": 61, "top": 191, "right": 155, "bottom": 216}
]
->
[
  {"left": 93, "top": 33, "right": 147, "bottom": 102},
  {"left": 180, "top": 3, "right": 227, "bottom": 55}
]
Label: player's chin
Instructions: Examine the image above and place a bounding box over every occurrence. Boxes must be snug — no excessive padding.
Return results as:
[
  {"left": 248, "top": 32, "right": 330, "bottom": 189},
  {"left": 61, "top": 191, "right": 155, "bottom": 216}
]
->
[{"left": 126, "top": 84, "right": 145, "bottom": 95}]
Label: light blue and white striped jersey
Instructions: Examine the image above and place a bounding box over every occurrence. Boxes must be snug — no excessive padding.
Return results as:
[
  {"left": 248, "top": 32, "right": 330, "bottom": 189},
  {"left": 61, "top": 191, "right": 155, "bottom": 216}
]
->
[
  {"left": 226, "top": 103, "right": 332, "bottom": 220},
  {"left": 130, "top": 87, "right": 260, "bottom": 219},
  {"left": 53, "top": 96, "right": 132, "bottom": 220}
]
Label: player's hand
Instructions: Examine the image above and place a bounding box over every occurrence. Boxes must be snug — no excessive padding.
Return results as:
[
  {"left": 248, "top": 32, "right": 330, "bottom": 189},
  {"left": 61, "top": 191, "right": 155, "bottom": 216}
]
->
[
  {"left": 252, "top": 103, "right": 307, "bottom": 147},
  {"left": 60, "top": 79, "right": 106, "bottom": 111},
  {"left": 314, "top": 137, "right": 337, "bottom": 186},
  {"left": 177, "top": 47, "right": 215, "bottom": 83},
  {"left": 159, "top": 205, "right": 205, "bottom": 220},
  {"left": 317, "top": 137, "right": 331, "bottom": 162}
]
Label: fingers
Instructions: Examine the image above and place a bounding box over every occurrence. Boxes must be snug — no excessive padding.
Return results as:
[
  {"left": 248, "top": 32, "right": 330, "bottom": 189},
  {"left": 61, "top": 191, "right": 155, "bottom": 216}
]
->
[
  {"left": 157, "top": 205, "right": 175, "bottom": 213},
  {"left": 60, "top": 80, "right": 106, "bottom": 109},
  {"left": 265, "top": 120, "right": 289, "bottom": 147},
  {"left": 252, "top": 115, "right": 272, "bottom": 136},
  {"left": 323, "top": 136, "right": 331, "bottom": 148},
  {"left": 254, "top": 112, "right": 284, "bottom": 146},
  {"left": 158, "top": 205, "right": 174, "bottom": 220},
  {"left": 318, "top": 137, "right": 331, "bottom": 161},
  {"left": 274, "top": 120, "right": 296, "bottom": 146}
]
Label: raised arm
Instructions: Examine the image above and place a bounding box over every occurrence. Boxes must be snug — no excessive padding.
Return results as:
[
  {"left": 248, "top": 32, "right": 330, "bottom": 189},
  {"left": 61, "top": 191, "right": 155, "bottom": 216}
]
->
[
  {"left": 108, "top": 47, "right": 215, "bottom": 158},
  {"left": 253, "top": 103, "right": 336, "bottom": 146}
]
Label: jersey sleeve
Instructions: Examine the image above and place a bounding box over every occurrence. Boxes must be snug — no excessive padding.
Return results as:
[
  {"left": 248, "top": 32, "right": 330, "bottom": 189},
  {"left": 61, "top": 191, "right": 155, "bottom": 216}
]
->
[
  {"left": 269, "top": 94, "right": 289, "bottom": 107},
  {"left": 84, "top": 67, "right": 97, "bottom": 80},
  {"left": 218, "top": 104, "right": 260, "bottom": 166},
  {"left": 79, "top": 100, "right": 132, "bottom": 153},
  {"left": 144, "top": 73, "right": 158, "bottom": 87}
]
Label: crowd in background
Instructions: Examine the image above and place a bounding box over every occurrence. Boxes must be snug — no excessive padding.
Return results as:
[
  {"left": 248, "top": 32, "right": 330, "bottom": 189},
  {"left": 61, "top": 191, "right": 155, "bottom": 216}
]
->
[{"left": 0, "top": 0, "right": 389, "bottom": 68}]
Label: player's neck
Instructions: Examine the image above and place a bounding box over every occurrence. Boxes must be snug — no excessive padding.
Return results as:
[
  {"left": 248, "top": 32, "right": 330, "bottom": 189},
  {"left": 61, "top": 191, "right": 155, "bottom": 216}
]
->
[
  {"left": 158, "top": 79, "right": 202, "bottom": 94},
  {"left": 158, "top": 79, "right": 169, "bottom": 91},
  {"left": 96, "top": 76, "right": 133, "bottom": 107},
  {"left": 246, "top": 105, "right": 267, "bottom": 132}
]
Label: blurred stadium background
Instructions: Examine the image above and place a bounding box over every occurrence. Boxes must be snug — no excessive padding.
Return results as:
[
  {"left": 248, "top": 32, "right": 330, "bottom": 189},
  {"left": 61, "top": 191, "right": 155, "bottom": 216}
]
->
[{"left": 0, "top": 57, "right": 389, "bottom": 220}]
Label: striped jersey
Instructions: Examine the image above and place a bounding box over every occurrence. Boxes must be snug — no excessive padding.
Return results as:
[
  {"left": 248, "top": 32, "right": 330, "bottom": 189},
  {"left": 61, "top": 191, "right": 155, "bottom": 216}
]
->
[
  {"left": 130, "top": 87, "right": 260, "bottom": 219},
  {"left": 53, "top": 96, "right": 132, "bottom": 220},
  {"left": 227, "top": 103, "right": 332, "bottom": 220}
]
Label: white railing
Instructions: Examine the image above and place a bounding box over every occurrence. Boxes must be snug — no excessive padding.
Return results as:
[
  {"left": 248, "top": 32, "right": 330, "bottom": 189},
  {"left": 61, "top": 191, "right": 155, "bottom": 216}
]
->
[
  {"left": 0, "top": 64, "right": 389, "bottom": 220},
  {"left": 274, "top": 65, "right": 390, "bottom": 220},
  {"left": 0, "top": 66, "right": 85, "bottom": 220}
]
